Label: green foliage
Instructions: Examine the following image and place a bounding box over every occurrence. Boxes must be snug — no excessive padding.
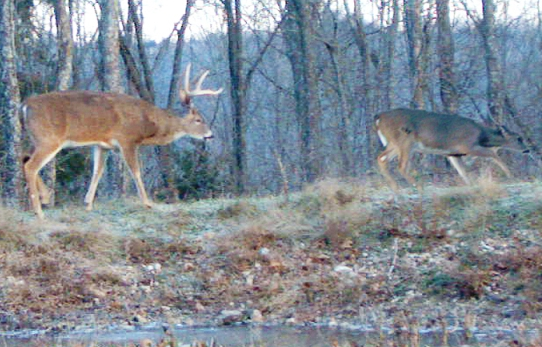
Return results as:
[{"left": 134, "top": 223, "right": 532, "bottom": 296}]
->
[
  {"left": 55, "top": 150, "right": 88, "bottom": 201},
  {"left": 423, "top": 271, "right": 456, "bottom": 295},
  {"left": 217, "top": 201, "right": 259, "bottom": 220},
  {"left": 423, "top": 269, "right": 486, "bottom": 300},
  {"left": 176, "top": 148, "right": 223, "bottom": 200}
]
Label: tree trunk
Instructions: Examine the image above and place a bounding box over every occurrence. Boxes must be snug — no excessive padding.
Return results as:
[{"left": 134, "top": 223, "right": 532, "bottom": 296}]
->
[
  {"left": 223, "top": 0, "right": 247, "bottom": 194},
  {"left": 404, "top": 0, "right": 424, "bottom": 108},
  {"left": 0, "top": 0, "right": 23, "bottom": 206},
  {"left": 54, "top": 0, "right": 73, "bottom": 91},
  {"left": 480, "top": 0, "right": 505, "bottom": 123},
  {"left": 167, "top": 0, "right": 193, "bottom": 109},
  {"left": 98, "top": 0, "right": 127, "bottom": 198},
  {"left": 43, "top": 0, "right": 74, "bottom": 207},
  {"left": 156, "top": 0, "right": 195, "bottom": 203},
  {"left": 436, "top": 0, "right": 457, "bottom": 113},
  {"left": 284, "top": 0, "right": 322, "bottom": 183},
  {"left": 98, "top": 0, "right": 122, "bottom": 93},
  {"left": 119, "top": 35, "right": 153, "bottom": 102},
  {"left": 323, "top": 12, "right": 352, "bottom": 177},
  {"left": 127, "top": 0, "right": 154, "bottom": 102},
  {"left": 348, "top": 0, "right": 373, "bottom": 171},
  {"left": 377, "top": 0, "right": 399, "bottom": 110}
]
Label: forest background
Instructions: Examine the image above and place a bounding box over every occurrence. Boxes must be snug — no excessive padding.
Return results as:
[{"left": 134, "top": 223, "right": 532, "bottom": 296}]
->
[{"left": 1, "top": 0, "right": 541, "bottom": 207}]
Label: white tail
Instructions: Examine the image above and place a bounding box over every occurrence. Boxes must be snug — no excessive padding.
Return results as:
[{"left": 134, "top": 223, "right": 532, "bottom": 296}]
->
[
  {"left": 375, "top": 108, "right": 529, "bottom": 191},
  {"left": 23, "top": 64, "right": 222, "bottom": 219}
]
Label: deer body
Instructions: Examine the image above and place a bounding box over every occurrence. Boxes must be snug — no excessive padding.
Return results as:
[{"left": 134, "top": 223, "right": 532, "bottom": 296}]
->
[
  {"left": 375, "top": 108, "right": 528, "bottom": 191},
  {"left": 24, "top": 91, "right": 209, "bottom": 148},
  {"left": 22, "top": 65, "right": 221, "bottom": 219}
]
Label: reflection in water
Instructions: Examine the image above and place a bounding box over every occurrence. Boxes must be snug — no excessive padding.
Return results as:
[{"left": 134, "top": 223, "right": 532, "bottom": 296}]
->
[{"left": 1, "top": 325, "right": 536, "bottom": 346}]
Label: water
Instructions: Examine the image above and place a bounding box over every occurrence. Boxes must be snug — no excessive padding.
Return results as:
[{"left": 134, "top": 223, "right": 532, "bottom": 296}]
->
[{"left": 0, "top": 324, "right": 537, "bottom": 346}]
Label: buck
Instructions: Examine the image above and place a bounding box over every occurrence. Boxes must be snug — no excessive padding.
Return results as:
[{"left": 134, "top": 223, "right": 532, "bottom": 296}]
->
[
  {"left": 375, "top": 108, "right": 529, "bottom": 191},
  {"left": 22, "top": 64, "right": 222, "bottom": 219}
]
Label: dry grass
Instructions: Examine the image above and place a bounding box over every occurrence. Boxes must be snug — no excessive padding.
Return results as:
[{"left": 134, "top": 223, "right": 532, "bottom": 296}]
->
[{"left": 0, "top": 206, "right": 38, "bottom": 250}]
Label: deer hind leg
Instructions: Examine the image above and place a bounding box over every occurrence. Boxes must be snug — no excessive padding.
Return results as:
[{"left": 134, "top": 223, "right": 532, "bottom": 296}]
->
[
  {"left": 24, "top": 144, "right": 62, "bottom": 219},
  {"left": 23, "top": 153, "right": 52, "bottom": 205},
  {"left": 377, "top": 146, "right": 400, "bottom": 192},
  {"left": 470, "top": 147, "right": 512, "bottom": 179},
  {"left": 36, "top": 174, "right": 52, "bottom": 204},
  {"left": 85, "top": 146, "right": 108, "bottom": 211},
  {"left": 119, "top": 143, "right": 152, "bottom": 208},
  {"left": 447, "top": 156, "right": 472, "bottom": 185}
]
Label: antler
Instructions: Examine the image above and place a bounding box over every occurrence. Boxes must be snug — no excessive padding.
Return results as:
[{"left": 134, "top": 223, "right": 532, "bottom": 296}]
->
[{"left": 180, "top": 63, "right": 223, "bottom": 105}]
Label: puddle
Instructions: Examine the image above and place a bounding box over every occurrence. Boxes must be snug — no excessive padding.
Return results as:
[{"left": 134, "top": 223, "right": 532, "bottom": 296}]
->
[{"left": 1, "top": 325, "right": 538, "bottom": 346}]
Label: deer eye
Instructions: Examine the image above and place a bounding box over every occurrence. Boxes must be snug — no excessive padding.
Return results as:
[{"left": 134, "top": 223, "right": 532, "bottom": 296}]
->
[{"left": 195, "top": 118, "right": 202, "bottom": 123}]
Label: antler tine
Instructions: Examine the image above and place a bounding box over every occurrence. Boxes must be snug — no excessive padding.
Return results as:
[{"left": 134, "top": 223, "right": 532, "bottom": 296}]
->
[
  {"left": 179, "top": 63, "right": 195, "bottom": 106},
  {"left": 191, "top": 69, "right": 224, "bottom": 96},
  {"left": 184, "top": 63, "right": 192, "bottom": 94},
  {"left": 194, "top": 70, "right": 210, "bottom": 91}
]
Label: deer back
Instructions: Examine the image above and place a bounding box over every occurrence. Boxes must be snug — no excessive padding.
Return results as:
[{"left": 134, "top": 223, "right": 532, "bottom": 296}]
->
[{"left": 23, "top": 91, "right": 181, "bottom": 148}]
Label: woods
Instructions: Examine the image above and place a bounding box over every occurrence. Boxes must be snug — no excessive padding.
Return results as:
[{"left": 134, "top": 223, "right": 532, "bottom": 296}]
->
[{"left": 0, "top": 0, "right": 541, "bottom": 207}]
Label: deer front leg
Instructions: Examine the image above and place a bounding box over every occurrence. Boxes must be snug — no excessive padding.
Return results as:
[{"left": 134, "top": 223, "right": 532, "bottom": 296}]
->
[
  {"left": 377, "top": 147, "right": 400, "bottom": 192},
  {"left": 36, "top": 174, "right": 52, "bottom": 205},
  {"left": 447, "top": 156, "right": 472, "bottom": 185}
]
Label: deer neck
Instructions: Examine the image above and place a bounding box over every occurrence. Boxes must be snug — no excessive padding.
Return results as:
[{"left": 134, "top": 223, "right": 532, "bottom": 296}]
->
[
  {"left": 480, "top": 128, "right": 505, "bottom": 148},
  {"left": 142, "top": 108, "right": 189, "bottom": 145}
]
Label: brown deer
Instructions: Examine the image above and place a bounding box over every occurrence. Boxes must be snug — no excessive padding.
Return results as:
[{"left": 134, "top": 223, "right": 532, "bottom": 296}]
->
[
  {"left": 22, "top": 64, "right": 222, "bottom": 219},
  {"left": 375, "top": 108, "right": 529, "bottom": 191}
]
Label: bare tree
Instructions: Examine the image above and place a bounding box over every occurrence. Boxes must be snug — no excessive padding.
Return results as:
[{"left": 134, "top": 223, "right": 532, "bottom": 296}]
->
[
  {"left": 98, "top": 0, "right": 122, "bottom": 93},
  {"left": 321, "top": 4, "right": 353, "bottom": 176},
  {"left": 0, "top": 0, "right": 23, "bottom": 205},
  {"left": 167, "top": 0, "right": 194, "bottom": 109},
  {"left": 159, "top": 0, "right": 195, "bottom": 202},
  {"left": 377, "top": 0, "right": 400, "bottom": 110},
  {"left": 479, "top": 0, "right": 505, "bottom": 123},
  {"left": 54, "top": 0, "right": 74, "bottom": 91},
  {"left": 123, "top": 0, "right": 155, "bottom": 102},
  {"left": 436, "top": 0, "right": 457, "bottom": 113},
  {"left": 345, "top": 0, "right": 373, "bottom": 170},
  {"left": 98, "top": 0, "right": 127, "bottom": 197},
  {"left": 404, "top": 0, "right": 424, "bottom": 107},
  {"left": 283, "top": 0, "right": 323, "bottom": 182},
  {"left": 223, "top": 0, "right": 247, "bottom": 193}
]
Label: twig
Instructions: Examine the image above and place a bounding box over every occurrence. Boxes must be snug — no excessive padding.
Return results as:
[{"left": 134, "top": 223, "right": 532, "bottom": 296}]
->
[
  {"left": 387, "top": 238, "right": 399, "bottom": 280},
  {"left": 273, "top": 149, "right": 289, "bottom": 204}
]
